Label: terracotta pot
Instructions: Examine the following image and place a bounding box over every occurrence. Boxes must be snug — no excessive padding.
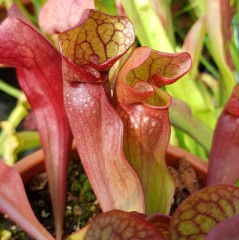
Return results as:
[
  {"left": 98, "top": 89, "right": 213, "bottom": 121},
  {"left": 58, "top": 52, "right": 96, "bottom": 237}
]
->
[
  {"left": 14, "top": 145, "right": 208, "bottom": 185},
  {"left": 166, "top": 145, "right": 208, "bottom": 186}
]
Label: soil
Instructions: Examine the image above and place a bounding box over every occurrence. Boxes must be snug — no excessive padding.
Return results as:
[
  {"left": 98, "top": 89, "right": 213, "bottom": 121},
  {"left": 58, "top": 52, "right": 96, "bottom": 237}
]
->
[
  {"left": 0, "top": 152, "right": 101, "bottom": 239},
  {"left": 0, "top": 154, "right": 202, "bottom": 239}
]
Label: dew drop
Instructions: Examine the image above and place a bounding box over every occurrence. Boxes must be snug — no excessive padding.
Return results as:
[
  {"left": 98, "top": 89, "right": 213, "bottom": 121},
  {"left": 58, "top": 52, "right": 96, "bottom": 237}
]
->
[
  {"left": 151, "top": 121, "right": 157, "bottom": 127},
  {"left": 130, "top": 116, "right": 135, "bottom": 123},
  {"left": 143, "top": 117, "right": 149, "bottom": 123},
  {"left": 90, "top": 101, "right": 94, "bottom": 107}
]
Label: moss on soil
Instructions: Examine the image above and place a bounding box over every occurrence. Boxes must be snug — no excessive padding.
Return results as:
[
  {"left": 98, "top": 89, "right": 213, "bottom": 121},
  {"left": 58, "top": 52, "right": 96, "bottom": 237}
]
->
[{"left": 0, "top": 152, "right": 101, "bottom": 239}]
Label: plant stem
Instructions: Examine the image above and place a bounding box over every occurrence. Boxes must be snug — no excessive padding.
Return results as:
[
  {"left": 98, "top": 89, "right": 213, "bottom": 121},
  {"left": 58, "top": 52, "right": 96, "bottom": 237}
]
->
[
  {"left": 0, "top": 79, "right": 22, "bottom": 99},
  {"left": 16, "top": 131, "right": 40, "bottom": 153},
  {"left": 0, "top": 95, "right": 29, "bottom": 164},
  {"left": 199, "top": 56, "right": 220, "bottom": 80},
  {"left": 170, "top": 98, "right": 213, "bottom": 153}
]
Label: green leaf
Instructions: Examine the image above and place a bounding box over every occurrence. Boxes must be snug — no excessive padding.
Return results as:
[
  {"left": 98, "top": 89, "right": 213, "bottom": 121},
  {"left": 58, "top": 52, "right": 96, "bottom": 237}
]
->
[
  {"left": 230, "top": 41, "right": 239, "bottom": 76},
  {"left": 182, "top": 16, "right": 206, "bottom": 81},
  {"left": 188, "top": 0, "right": 206, "bottom": 17},
  {"left": 205, "top": 0, "right": 236, "bottom": 105},
  {"left": 95, "top": 0, "right": 117, "bottom": 15},
  {"left": 31, "top": 0, "right": 46, "bottom": 15},
  {"left": 121, "top": 0, "right": 174, "bottom": 52},
  {"left": 170, "top": 98, "right": 213, "bottom": 153},
  {"left": 149, "top": 0, "right": 176, "bottom": 47},
  {"left": 165, "top": 74, "right": 207, "bottom": 112},
  {"left": 122, "top": 0, "right": 207, "bottom": 112}
]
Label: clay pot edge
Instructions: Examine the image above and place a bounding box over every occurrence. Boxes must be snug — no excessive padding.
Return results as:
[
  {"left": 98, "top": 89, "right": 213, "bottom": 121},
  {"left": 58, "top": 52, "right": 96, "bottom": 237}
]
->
[{"left": 14, "top": 145, "right": 208, "bottom": 185}]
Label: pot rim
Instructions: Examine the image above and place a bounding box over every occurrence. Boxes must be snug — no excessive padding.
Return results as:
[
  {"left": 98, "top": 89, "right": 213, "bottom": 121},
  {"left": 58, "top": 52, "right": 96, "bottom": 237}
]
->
[{"left": 14, "top": 144, "right": 208, "bottom": 185}]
